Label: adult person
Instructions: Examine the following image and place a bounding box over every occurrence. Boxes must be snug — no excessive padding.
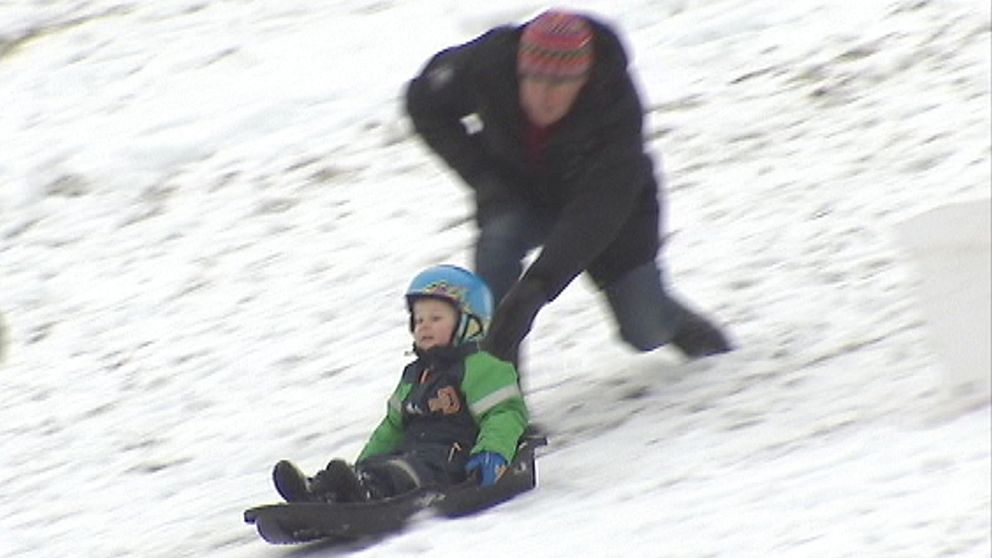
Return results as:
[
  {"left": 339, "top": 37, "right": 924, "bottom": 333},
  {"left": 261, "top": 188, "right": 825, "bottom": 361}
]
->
[{"left": 405, "top": 9, "right": 731, "bottom": 366}]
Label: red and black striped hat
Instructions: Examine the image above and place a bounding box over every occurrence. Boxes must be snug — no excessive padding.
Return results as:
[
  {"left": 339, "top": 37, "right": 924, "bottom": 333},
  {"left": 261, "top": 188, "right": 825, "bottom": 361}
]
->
[{"left": 518, "top": 10, "right": 594, "bottom": 79}]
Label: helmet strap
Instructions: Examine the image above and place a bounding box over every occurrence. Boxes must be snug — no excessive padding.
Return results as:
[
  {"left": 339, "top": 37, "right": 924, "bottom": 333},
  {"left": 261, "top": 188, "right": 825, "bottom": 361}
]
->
[
  {"left": 453, "top": 314, "right": 469, "bottom": 346},
  {"left": 458, "top": 314, "right": 485, "bottom": 345}
]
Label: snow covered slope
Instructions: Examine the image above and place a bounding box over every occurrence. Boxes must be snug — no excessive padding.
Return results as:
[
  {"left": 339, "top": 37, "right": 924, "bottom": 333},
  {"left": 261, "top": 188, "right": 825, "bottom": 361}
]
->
[{"left": 1, "top": 1, "right": 989, "bottom": 557}]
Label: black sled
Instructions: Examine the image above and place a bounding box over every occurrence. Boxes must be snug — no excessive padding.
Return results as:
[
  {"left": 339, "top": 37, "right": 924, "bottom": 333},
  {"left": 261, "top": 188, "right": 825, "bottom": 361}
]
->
[{"left": 244, "top": 435, "right": 547, "bottom": 545}]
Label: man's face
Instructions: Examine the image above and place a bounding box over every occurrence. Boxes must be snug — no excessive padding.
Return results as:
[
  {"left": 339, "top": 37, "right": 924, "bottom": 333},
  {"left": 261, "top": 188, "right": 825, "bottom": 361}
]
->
[{"left": 518, "top": 74, "right": 587, "bottom": 127}]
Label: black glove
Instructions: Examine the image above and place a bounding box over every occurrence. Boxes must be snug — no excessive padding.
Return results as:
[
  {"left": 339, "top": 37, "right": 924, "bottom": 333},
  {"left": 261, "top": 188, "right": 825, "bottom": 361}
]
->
[{"left": 482, "top": 277, "right": 547, "bottom": 363}]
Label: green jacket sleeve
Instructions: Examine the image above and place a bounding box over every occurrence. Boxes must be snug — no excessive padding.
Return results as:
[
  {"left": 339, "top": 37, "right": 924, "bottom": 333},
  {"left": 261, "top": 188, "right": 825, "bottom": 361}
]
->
[
  {"left": 461, "top": 351, "right": 529, "bottom": 462},
  {"left": 357, "top": 382, "right": 411, "bottom": 462}
]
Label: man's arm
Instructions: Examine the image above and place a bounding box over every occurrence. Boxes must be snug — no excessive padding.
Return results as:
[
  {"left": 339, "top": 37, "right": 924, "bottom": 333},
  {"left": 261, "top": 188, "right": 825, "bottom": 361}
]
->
[
  {"left": 525, "top": 74, "right": 650, "bottom": 301},
  {"left": 482, "top": 73, "right": 651, "bottom": 362},
  {"left": 405, "top": 31, "right": 503, "bottom": 187}
]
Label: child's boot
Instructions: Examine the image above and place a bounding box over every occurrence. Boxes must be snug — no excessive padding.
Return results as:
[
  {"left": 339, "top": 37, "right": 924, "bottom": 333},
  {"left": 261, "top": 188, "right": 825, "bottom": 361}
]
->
[
  {"left": 272, "top": 460, "right": 315, "bottom": 503},
  {"left": 313, "top": 459, "right": 370, "bottom": 503}
]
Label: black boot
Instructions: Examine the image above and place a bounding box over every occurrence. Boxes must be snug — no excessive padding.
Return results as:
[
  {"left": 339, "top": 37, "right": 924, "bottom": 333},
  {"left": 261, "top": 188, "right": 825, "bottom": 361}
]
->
[
  {"left": 313, "top": 459, "right": 370, "bottom": 503},
  {"left": 272, "top": 460, "right": 316, "bottom": 503},
  {"left": 670, "top": 309, "right": 732, "bottom": 359},
  {"left": 273, "top": 459, "right": 372, "bottom": 503}
]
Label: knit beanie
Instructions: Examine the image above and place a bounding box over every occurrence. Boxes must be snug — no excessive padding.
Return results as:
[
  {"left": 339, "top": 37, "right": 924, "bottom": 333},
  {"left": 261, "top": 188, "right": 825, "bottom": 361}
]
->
[{"left": 518, "top": 10, "right": 594, "bottom": 79}]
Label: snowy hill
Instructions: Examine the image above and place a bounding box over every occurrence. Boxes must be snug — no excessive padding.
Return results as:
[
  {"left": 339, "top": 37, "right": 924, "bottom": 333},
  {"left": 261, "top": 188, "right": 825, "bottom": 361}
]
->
[{"left": 0, "top": 1, "right": 989, "bottom": 557}]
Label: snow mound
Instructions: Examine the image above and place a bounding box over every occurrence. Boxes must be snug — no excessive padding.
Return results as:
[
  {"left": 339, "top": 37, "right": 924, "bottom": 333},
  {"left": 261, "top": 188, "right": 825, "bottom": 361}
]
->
[{"left": 895, "top": 198, "right": 992, "bottom": 412}]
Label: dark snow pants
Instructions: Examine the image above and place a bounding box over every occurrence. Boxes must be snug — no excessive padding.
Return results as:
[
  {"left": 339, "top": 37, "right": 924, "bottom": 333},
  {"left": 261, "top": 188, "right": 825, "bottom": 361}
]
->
[{"left": 358, "top": 443, "right": 469, "bottom": 498}]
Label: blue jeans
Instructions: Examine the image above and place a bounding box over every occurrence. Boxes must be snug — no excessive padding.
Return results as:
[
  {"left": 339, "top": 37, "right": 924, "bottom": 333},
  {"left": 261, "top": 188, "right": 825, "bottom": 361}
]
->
[{"left": 474, "top": 206, "right": 687, "bottom": 352}]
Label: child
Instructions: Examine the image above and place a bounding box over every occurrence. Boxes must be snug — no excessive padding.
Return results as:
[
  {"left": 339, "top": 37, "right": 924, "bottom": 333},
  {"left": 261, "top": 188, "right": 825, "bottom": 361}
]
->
[{"left": 273, "top": 265, "right": 528, "bottom": 503}]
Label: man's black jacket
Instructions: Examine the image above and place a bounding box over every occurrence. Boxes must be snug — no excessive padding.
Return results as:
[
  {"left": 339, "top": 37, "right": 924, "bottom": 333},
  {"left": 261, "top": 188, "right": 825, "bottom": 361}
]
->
[{"left": 406, "top": 15, "right": 663, "bottom": 302}]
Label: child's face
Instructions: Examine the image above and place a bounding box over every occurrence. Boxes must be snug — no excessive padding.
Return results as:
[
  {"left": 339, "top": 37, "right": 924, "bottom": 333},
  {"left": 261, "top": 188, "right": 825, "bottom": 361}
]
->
[{"left": 411, "top": 298, "right": 459, "bottom": 350}]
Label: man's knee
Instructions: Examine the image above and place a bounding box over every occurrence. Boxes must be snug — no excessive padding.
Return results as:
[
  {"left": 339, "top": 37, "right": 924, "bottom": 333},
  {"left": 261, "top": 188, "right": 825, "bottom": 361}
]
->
[
  {"left": 475, "top": 209, "right": 545, "bottom": 301},
  {"left": 477, "top": 209, "right": 535, "bottom": 257},
  {"left": 605, "top": 262, "right": 686, "bottom": 352}
]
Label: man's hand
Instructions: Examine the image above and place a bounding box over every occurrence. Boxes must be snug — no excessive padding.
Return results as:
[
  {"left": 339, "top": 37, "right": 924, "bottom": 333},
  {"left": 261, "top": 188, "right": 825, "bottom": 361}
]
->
[{"left": 482, "top": 277, "right": 546, "bottom": 363}]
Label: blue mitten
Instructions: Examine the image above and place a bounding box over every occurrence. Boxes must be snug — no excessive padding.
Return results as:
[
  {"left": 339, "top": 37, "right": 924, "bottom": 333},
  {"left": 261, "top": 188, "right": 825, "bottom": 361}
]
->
[{"left": 465, "top": 451, "right": 508, "bottom": 487}]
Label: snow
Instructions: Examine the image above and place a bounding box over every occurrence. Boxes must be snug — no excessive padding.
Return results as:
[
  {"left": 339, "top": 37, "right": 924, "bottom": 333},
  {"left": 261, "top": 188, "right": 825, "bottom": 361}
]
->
[
  {"left": 0, "top": 1, "right": 989, "bottom": 557},
  {"left": 895, "top": 201, "right": 991, "bottom": 408}
]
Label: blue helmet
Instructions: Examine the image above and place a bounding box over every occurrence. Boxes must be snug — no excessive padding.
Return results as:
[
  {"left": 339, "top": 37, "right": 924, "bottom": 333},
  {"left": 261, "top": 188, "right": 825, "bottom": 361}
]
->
[{"left": 405, "top": 265, "right": 494, "bottom": 346}]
